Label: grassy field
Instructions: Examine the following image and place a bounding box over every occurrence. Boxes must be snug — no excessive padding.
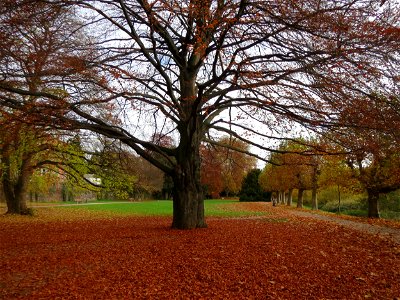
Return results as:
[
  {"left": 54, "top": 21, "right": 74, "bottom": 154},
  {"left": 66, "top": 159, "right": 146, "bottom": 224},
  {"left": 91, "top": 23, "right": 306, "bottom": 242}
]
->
[
  {"left": 2, "top": 197, "right": 399, "bottom": 220},
  {"left": 60, "top": 199, "right": 268, "bottom": 218},
  {"left": 0, "top": 199, "right": 269, "bottom": 219}
]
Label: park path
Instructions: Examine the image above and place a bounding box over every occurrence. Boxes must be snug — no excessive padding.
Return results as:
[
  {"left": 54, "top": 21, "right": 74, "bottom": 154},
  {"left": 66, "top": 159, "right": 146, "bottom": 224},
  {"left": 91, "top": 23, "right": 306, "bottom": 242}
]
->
[{"left": 282, "top": 207, "right": 400, "bottom": 244}]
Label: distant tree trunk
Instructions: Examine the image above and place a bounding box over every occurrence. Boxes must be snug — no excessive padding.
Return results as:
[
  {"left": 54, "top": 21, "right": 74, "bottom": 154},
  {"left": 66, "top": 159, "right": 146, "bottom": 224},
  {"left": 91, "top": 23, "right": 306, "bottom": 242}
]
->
[
  {"left": 297, "top": 188, "right": 304, "bottom": 208},
  {"left": 366, "top": 189, "right": 380, "bottom": 218},
  {"left": 311, "top": 157, "right": 319, "bottom": 210},
  {"left": 62, "top": 184, "right": 68, "bottom": 202},
  {"left": 287, "top": 189, "right": 293, "bottom": 206},
  {"left": 311, "top": 188, "right": 318, "bottom": 210},
  {"left": 272, "top": 192, "right": 277, "bottom": 206},
  {"left": 283, "top": 191, "right": 286, "bottom": 204}
]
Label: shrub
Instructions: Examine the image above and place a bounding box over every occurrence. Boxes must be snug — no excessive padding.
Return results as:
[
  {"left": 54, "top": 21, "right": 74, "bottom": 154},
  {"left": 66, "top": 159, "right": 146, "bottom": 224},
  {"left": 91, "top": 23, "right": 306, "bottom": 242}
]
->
[
  {"left": 321, "top": 196, "right": 365, "bottom": 213},
  {"left": 380, "top": 190, "right": 400, "bottom": 212}
]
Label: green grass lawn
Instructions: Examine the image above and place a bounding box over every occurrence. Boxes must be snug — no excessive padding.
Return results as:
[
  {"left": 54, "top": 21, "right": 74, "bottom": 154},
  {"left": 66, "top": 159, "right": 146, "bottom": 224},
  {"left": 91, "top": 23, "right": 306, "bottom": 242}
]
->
[{"left": 61, "top": 199, "right": 267, "bottom": 218}]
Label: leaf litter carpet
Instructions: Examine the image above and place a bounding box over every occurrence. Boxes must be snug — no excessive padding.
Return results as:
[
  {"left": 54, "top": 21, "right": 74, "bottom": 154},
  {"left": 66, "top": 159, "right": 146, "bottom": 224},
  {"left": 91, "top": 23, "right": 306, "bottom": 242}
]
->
[{"left": 0, "top": 204, "right": 399, "bottom": 299}]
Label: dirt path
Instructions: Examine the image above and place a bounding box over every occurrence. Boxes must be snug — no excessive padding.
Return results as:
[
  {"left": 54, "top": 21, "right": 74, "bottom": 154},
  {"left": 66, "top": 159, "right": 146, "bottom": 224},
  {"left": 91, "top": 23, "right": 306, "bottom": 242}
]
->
[{"left": 283, "top": 207, "right": 400, "bottom": 244}]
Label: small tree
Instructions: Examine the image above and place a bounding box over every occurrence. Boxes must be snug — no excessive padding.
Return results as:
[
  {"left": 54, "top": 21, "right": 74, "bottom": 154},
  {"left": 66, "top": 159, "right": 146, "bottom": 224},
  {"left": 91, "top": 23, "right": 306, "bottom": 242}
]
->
[
  {"left": 318, "top": 154, "right": 361, "bottom": 213},
  {"left": 239, "top": 169, "right": 270, "bottom": 202},
  {"left": 200, "top": 144, "right": 224, "bottom": 198},
  {"left": 201, "top": 137, "right": 256, "bottom": 198}
]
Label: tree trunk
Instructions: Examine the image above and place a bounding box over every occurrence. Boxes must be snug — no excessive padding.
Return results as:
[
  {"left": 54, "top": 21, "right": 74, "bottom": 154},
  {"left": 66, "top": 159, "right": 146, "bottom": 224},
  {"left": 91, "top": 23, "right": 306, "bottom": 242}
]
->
[
  {"left": 287, "top": 188, "right": 293, "bottom": 206},
  {"left": 311, "top": 187, "right": 318, "bottom": 210},
  {"left": 367, "top": 189, "right": 380, "bottom": 218},
  {"left": 297, "top": 188, "right": 304, "bottom": 208},
  {"left": 311, "top": 158, "right": 319, "bottom": 210},
  {"left": 171, "top": 112, "right": 207, "bottom": 229},
  {"left": 272, "top": 192, "right": 277, "bottom": 206},
  {"left": 170, "top": 62, "right": 209, "bottom": 229},
  {"left": 3, "top": 175, "right": 29, "bottom": 215},
  {"left": 4, "top": 192, "right": 28, "bottom": 214},
  {"left": 2, "top": 156, "right": 31, "bottom": 215},
  {"left": 172, "top": 172, "right": 206, "bottom": 229}
]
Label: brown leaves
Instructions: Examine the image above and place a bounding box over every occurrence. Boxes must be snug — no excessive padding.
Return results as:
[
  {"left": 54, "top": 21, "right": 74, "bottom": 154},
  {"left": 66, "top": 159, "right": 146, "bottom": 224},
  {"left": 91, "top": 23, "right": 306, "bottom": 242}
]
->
[{"left": 0, "top": 206, "right": 399, "bottom": 299}]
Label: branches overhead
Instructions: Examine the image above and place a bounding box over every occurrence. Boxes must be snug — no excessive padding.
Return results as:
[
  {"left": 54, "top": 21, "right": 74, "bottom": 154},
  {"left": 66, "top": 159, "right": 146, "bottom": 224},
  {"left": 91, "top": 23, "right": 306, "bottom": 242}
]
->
[{"left": 1, "top": 0, "right": 399, "bottom": 169}]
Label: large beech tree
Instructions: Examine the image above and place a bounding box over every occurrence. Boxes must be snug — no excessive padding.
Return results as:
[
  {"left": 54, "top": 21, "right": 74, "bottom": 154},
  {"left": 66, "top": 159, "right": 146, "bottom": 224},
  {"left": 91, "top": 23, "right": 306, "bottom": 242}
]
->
[{"left": 1, "top": 1, "right": 399, "bottom": 228}]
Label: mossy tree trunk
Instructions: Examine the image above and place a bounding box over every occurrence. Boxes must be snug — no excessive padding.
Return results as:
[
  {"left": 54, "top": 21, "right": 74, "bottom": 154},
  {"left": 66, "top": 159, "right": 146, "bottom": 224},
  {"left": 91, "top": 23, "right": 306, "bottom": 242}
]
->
[{"left": 2, "top": 156, "right": 32, "bottom": 215}]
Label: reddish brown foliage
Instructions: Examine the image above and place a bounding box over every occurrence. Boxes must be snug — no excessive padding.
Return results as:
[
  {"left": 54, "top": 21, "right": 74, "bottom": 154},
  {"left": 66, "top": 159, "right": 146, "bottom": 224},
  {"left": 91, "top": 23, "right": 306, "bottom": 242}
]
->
[
  {"left": 200, "top": 145, "right": 224, "bottom": 198},
  {"left": 1, "top": 209, "right": 399, "bottom": 299}
]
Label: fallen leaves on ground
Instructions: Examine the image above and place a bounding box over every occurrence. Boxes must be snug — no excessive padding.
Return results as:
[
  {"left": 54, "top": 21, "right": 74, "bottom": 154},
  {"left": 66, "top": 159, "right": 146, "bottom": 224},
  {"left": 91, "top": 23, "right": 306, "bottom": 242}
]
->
[{"left": 0, "top": 205, "right": 399, "bottom": 299}]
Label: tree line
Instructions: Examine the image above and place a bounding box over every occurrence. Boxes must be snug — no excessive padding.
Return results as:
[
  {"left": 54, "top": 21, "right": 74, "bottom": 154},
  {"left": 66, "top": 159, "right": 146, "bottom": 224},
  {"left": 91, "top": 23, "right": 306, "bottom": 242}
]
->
[{"left": 257, "top": 129, "right": 400, "bottom": 218}]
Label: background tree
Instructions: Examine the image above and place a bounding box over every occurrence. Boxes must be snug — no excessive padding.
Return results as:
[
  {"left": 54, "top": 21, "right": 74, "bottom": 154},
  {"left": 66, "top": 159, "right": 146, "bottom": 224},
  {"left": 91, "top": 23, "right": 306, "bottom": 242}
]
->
[
  {"left": 0, "top": 115, "right": 91, "bottom": 213},
  {"left": 259, "top": 140, "right": 320, "bottom": 207},
  {"left": 89, "top": 137, "right": 169, "bottom": 201},
  {"left": 0, "top": 119, "right": 46, "bottom": 214},
  {"left": 200, "top": 144, "right": 224, "bottom": 198},
  {"left": 201, "top": 136, "right": 256, "bottom": 198},
  {"left": 145, "top": 134, "right": 175, "bottom": 200},
  {"left": 92, "top": 148, "right": 138, "bottom": 201},
  {"left": 239, "top": 169, "right": 270, "bottom": 202},
  {"left": 318, "top": 154, "right": 361, "bottom": 213},
  {"left": 218, "top": 137, "right": 257, "bottom": 196},
  {"left": 323, "top": 95, "right": 400, "bottom": 218},
  {"left": 259, "top": 162, "right": 291, "bottom": 204},
  {"left": 0, "top": 1, "right": 96, "bottom": 213},
  {"left": 1, "top": 1, "right": 399, "bottom": 227}
]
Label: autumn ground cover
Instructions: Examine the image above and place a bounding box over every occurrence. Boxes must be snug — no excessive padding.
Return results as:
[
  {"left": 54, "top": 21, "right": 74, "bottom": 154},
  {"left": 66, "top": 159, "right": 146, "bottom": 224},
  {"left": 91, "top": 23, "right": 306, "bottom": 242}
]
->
[{"left": 1, "top": 202, "right": 399, "bottom": 299}]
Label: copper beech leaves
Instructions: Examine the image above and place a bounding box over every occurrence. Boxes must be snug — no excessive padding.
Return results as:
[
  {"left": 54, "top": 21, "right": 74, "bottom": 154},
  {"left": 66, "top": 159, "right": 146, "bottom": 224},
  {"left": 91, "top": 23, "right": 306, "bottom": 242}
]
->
[{"left": 1, "top": 204, "right": 399, "bottom": 299}]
